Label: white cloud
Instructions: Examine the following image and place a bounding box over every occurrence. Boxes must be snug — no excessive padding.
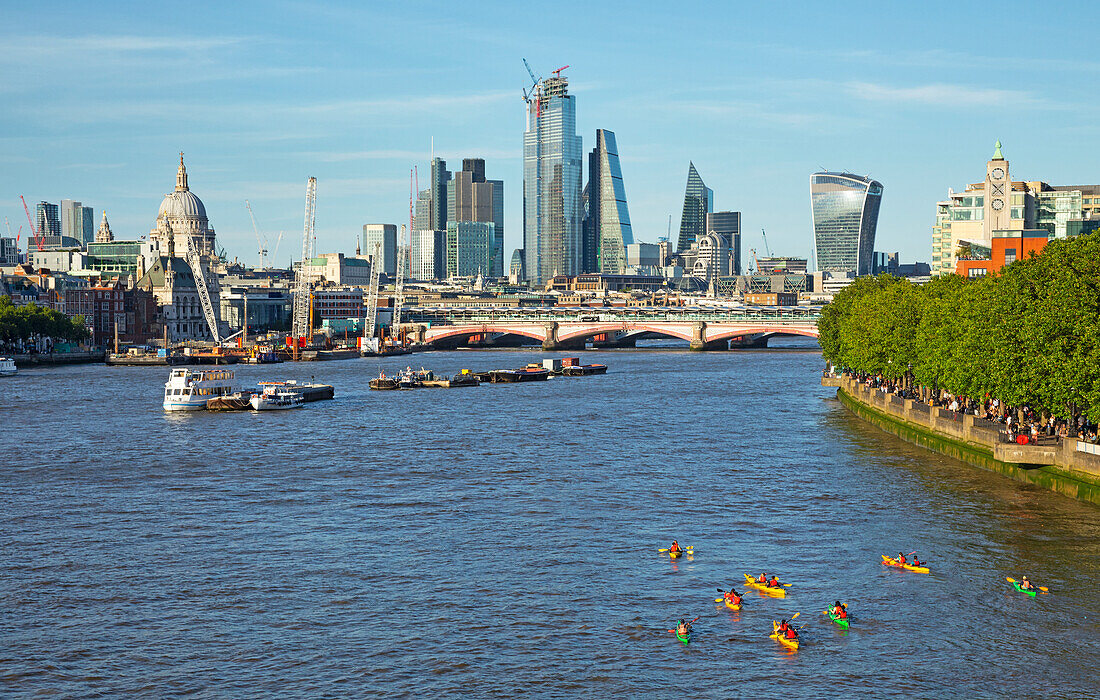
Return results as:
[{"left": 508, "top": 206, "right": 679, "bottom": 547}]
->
[{"left": 844, "top": 82, "right": 1040, "bottom": 107}]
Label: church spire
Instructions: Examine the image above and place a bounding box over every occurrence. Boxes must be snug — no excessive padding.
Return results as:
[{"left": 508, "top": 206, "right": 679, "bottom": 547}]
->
[
  {"left": 176, "top": 151, "right": 189, "bottom": 191},
  {"left": 95, "top": 210, "right": 114, "bottom": 243}
]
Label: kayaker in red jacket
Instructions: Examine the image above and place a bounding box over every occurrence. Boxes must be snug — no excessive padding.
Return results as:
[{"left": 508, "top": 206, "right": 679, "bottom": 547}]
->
[
  {"left": 776, "top": 619, "right": 789, "bottom": 633},
  {"left": 757, "top": 572, "right": 767, "bottom": 583},
  {"left": 784, "top": 626, "right": 798, "bottom": 640},
  {"left": 669, "top": 541, "right": 682, "bottom": 554},
  {"left": 897, "top": 552, "right": 907, "bottom": 565},
  {"left": 767, "top": 575, "right": 782, "bottom": 588},
  {"left": 1020, "top": 576, "right": 1035, "bottom": 591},
  {"left": 725, "top": 589, "right": 743, "bottom": 605},
  {"left": 832, "top": 601, "right": 847, "bottom": 619},
  {"left": 912, "top": 555, "right": 925, "bottom": 568}
]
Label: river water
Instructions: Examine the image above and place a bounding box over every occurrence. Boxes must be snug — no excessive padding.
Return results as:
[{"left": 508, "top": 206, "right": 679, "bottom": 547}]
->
[{"left": 2, "top": 344, "right": 1098, "bottom": 698}]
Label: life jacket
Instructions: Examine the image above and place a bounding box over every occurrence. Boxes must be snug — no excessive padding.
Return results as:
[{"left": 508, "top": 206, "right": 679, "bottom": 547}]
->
[
  {"left": 670, "top": 544, "right": 681, "bottom": 552},
  {"left": 732, "top": 594, "right": 742, "bottom": 605},
  {"left": 898, "top": 555, "right": 907, "bottom": 565},
  {"left": 837, "top": 608, "right": 847, "bottom": 619},
  {"left": 758, "top": 574, "right": 767, "bottom": 583},
  {"left": 768, "top": 578, "right": 780, "bottom": 588},
  {"left": 785, "top": 628, "right": 797, "bottom": 639}
]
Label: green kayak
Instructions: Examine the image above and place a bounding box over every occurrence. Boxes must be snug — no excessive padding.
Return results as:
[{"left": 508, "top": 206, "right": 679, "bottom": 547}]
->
[
  {"left": 826, "top": 611, "right": 850, "bottom": 629},
  {"left": 1012, "top": 582, "right": 1038, "bottom": 597},
  {"left": 676, "top": 630, "right": 690, "bottom": 645}
]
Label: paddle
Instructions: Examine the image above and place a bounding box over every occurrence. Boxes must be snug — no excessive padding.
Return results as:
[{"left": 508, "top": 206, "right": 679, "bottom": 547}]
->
[
  {"left": 666, "top": 616, "right": 700, "bottom": 633},
  {"left": 1007, "top": 576, "right": 1049, "bottom": 593}
]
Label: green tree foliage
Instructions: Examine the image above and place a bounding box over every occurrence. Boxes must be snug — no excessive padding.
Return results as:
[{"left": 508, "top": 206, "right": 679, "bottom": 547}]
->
[
  {"left": 0, "top": 295, "right": 90, "bottom": 344},
  {"left": 818, "top": 233, "right": 1100, "bottom": 421}
]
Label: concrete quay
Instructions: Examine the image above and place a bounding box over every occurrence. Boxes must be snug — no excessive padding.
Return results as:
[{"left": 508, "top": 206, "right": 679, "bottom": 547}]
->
[{"left": 828, "top": 375, "right": 1100, "bottom": 505}]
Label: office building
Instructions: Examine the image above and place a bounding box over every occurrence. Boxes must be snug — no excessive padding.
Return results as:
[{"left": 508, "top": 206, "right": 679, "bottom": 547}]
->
[
  {"left": 362, "top": 224, "right": 397, "bottom": 277},
  {"left": 810, "top": 172, "right": 883, "bottom": 276},
  {"left": 430, "top": 158, "right": 450, "bottom": 231},
  {"left": 0, "top": 237, "right": 19, "bottom": 266},
  {"left": 625, "top": 242, "right": 661, "bottom": 268},
  {"left": 412, "top": 189, "right": 433, "bottom": 233},
  {"left": 509, "top": 249, "right": 525, "bottom": 284},
  {"left": 446, "top": 221, "right": 495, "bottom": 278},
  {"left": 582, "top": 129, "right": 634, "bottom": 274},
  {"left": 60, "top": 200, "right": 95, "bottom": 245},
  {"left": 930, "top": 142, "right": 1100, "bottom": 275},
  {"left": 706, "top": 211, "right": 741, "bottom": 275},
  {"left": 523, "top": 71, "right": 583, "bottom": 285},
  {"left": 36, "top": 202, "right": 61, "bottom": 240},
  {"left": 411, "top": 229, "right": 446, "bottom": 281},
  {"left": 756, "top": 256, "right": 808, "bottom": 275},
  {"left": 450, "top": 158, "right": 505, "bottom": 276},
  {"left": 676, "top": 162, "right": 713, "bottom": 253}
]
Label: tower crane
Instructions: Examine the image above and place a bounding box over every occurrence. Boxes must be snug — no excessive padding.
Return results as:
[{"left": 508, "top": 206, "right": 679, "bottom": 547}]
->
[
  {"left": 362, "top": 241, "right": 382, "bottom": 353},
  {"left": 271, "top": 230, "right": 286, "bottom": 266},
  {"left": 184, "top": 232, "right": 223, "bottom": 343},
  {"left": 245, "top": 200, "right": 267, "bottom": 268},
  {"left": 761, "top": 229, "right": 772, "bottom": 257},
  {"left": 20, "top": 195, "right": 44, "bottom": 252},
  {"left": 292, "top": 177, "right": 317, "bottom": 341}
]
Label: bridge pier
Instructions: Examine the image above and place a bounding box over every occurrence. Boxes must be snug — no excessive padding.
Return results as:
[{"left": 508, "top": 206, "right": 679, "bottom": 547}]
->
[
  {"left": 689, "top": 321, "right": 728, "bottom": 351},
  {"left": 541, "top": 321, "right": 586, "bottom": 351}
]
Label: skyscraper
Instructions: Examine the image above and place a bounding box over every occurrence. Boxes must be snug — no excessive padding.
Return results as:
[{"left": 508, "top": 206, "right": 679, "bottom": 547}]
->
[
  {"left": 36, "top": 202, "right": 61, "bottom": 239},
  {"left": 523, "top": 71, "right": 582, "bottom": 285},
  {"left": 706, "top": 211, "right": 741, "bottom": 275},
  {"left": 362, "top": 224, "right": 397, "bottom": 276},
  {"left": 410, "top": 228, "right": 446, "bottom": 280},
  {"left": 430, "top": 157, "right": 450, "bottom": 231},
  {"left": 446, "top": 221, "right": 495, "bottom": 278},
  {"left": 451, "top": 158, "right": 505, "bottom": 276},
  {"left": 810, "top": 172, "right": 883, "bottom": 276},
  {"left": 676, "top": 162, "right": 713, "bottom": 253},
  {"left": 582, "top": 129, "right": 634, "bottom": 274}
]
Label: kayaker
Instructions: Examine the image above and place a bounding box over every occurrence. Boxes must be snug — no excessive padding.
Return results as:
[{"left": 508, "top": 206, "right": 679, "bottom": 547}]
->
[
  {"left": 725, "top": 589, "right": 743, "bottom": 605},
  {"left": 757, "top": 572, "right": 768, "bottom": 583},
  {"left": 784, "top": 625, "right": 798, "bottom": 640},
  {"left": 832, "top": 602, "right": 847, "bottom": 619},
  {"left": 1020, "top": 576, "right": 1035, "bottom": 591},
  {"left": 897, "top": 552, "right": 908, "bottom": 565},
  {"left": 767, "top": 575, "right": 782, "bottom": 588},
  {"left": 669, "top": 541, "right": 682, "bottom": 554},
  {"left": 776, "top": 619, "right": 789, "bottom": 634},
  {"left": 912, "top": 554, "right": 925, "bottom": 568},
  {"left": 676, "top": 619, "right": 691, "bottom": 635}
]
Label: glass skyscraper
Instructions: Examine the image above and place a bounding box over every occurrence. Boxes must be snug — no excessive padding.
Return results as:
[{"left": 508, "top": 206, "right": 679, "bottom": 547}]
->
[
  {"left": 523, "top": 73, "right": 582, "bottom": 285},
  {"left": 582, "top": 129, "right": 633, "bottom": 274},
  {"left": 810, "top": 172, "right": 883, "bottom": 276},
  {"left": 676, "top": 162, "right": 713, "bottom": 253}
]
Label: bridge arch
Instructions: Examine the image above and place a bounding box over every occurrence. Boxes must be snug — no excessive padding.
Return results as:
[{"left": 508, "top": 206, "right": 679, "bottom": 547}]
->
[
  {"left": 423, "top": 325, "right": 547, "bottom": 345},
  {"left": 707, "top": 326, "right": 819, "bottom": 343}
]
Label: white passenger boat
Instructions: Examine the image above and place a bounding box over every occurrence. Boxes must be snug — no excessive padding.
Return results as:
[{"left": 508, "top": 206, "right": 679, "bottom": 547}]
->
[
  {"left": 249, "top": 382, "right": 304, "bottom": 411},
  {"left": 0, "top": 358, "right": 16, "bottom": 376},
  {"left": 163, "top": 368, "right": 235, "bottom": 411}
]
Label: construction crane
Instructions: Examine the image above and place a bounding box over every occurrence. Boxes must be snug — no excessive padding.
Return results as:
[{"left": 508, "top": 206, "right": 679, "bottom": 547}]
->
[
  {"left": 292, "top": 177, "right": 317, "bottom": 341},
  {"left": 749, "top": 247, "right": 759, "bottom": 274},
  {"left": 184, "top": 232, "right": 223, "bottom": 343},
  {"left": 521, "top": 58, "right": 540, "bottom": 102},
  {"left": 271, "top": 230, "right": 286, "bottom": 266},
  {"left": 362, "top": 241, "right": 382, "bottom": 352},
  {"left": 551, "top": 64, "right": 570, "bottom": 77},
  {"left": 245, "top": 200, "right": 267, "bottom": 268},
  {"left": 20, "top": 195, "right": 44, "bottom": 252},
  {"left": 761, "top": 228, "right": 772, "bottom": 257}
]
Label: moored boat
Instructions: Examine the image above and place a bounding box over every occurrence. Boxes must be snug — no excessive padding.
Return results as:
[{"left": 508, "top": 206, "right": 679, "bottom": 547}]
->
[
  {"left": 249, "top": 382, "right": 304, "bottom": 410},
  {"left": 206, "top": 392, "right": 254, "bottom": 410},
  {"left": 0, "top": 357, "right": 17, "bottom": 376},
  {"left": 490, "top": 366, "right": 550, "bottom": 383},
  {"left": 369, "top": 371, "right": 400, "bottom": 390},
  {"left": 561, "top": 363, "right": 608, "bottom": 376},
  {"left": 744, "top": 574, "right": 787, "bottom": 598},
  {"left": 163, "top": 368, "right": 235, "bottom": 411}
]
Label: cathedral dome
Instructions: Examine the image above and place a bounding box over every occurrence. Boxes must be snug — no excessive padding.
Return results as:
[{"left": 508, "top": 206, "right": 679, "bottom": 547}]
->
[{"left": 158, "top": 190, "right": 207, "bottom": 220}]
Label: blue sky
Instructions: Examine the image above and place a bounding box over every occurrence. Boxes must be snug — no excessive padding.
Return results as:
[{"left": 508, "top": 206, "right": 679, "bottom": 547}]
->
[{"left": 2, "top": 1, "right": 1099, "bottom": 267}]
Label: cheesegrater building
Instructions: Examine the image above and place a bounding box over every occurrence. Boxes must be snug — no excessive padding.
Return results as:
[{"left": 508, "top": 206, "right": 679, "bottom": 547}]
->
[{"left": 810, "top": 172, "right": 883, "bottom": 276}]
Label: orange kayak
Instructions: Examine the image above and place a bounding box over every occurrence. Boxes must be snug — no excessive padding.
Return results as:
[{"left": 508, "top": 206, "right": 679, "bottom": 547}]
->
[
  {"left": 744, "top": 574, "right": 787, "bottom": 597},
  {"left": 882, "top": 555, "right": 930, "bottom": 574}
]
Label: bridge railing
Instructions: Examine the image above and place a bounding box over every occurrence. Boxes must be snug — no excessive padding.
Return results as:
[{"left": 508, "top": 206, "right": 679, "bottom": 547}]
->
[{"left": 403, "top": 306, "right": 820, "bottom": 326}]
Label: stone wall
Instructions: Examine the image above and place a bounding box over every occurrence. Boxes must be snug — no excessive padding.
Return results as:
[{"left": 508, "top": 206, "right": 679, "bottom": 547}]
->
[{"left": 830, "top": 376, "right": 1100, "bottom": 505}]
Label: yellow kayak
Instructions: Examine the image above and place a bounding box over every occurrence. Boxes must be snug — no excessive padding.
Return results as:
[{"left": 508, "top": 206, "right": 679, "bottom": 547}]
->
[
  {"left": 669, "top": 549, "right": 682, "bottom": 559},
  {"left": 724, "top": 597, "right": 743, "bottom": 611},
  {"left": 744, "top": 574, "right": 787, "bottom": 598},
  {"left": 771, "top": 621, "right": 799, "bottom": 650},
  {"left": 882, "top": 555, "right": 930, "bottom": 574}
]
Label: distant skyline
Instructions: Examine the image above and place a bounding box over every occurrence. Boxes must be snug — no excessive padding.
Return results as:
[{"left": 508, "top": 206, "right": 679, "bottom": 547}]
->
[{"left": 2, "top": 1, "right": 1099, "bottom": 266}]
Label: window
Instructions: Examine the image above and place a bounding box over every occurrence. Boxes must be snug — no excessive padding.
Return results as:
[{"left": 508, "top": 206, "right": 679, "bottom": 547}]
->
[{"left": 1004, "top": 248, "right": 1017, "bottom": 264}]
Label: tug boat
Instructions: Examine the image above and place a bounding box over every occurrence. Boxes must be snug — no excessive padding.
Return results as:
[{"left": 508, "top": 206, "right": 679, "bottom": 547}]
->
[
  {"left": 249, "top": 382, "right": 304, "bottom": 410},
  {"left": 163, "top": 368, "right": 235, "bottom": 411}
]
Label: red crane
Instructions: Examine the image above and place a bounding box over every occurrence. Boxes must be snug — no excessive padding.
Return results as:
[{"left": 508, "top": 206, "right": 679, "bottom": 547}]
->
[
  {"left": 552, "top": 65, "right": 570, "bottom": 77},
  {"left": 20, "top": 195, "right": 44, "bottom": 252}
]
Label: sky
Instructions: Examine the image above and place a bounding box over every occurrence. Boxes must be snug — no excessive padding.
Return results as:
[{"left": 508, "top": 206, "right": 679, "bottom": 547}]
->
[{"left": 2, "top": 1, "right": 1099, "bottom": 268}]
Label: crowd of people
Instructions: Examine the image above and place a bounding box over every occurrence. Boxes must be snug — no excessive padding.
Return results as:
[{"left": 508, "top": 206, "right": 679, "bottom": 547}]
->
[{"left": 826, "top": 367, "right": 1100, "bottom": 446}]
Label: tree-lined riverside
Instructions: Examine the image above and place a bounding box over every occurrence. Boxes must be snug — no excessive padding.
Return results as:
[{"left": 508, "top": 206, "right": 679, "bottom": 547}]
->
[{"left": 818, "top": 232, "right": 1100, "bottom": 423}]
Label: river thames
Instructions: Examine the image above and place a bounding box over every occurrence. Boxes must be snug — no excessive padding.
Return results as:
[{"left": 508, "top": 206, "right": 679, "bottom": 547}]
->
[{"left": 3, "top": 344, "right": 1098, "bottom": 697}]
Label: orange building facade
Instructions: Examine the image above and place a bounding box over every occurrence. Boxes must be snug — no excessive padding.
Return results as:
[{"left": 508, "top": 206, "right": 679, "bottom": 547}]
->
[{"left": 955, "top": 232, "right": 1049, "bottom": 277}]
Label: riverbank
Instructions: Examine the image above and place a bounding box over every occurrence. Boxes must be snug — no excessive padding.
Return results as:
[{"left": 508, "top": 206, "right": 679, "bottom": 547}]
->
[
  {"left": 11, "top": 350, "right": 105, "bottom": 367},
  {"left": 828, "top": 375, "right": 1100, "bottom": 505}
]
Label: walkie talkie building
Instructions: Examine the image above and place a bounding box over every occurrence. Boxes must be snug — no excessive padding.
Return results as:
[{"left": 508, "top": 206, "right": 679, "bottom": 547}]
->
[{"left": 810, "top": 172, "right": 883, "bottom": 276}]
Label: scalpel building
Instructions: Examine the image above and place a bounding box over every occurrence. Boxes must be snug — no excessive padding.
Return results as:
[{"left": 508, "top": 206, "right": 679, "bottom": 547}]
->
[{"left": 810, "top": 172, "right": 883, "bottom": 277}]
